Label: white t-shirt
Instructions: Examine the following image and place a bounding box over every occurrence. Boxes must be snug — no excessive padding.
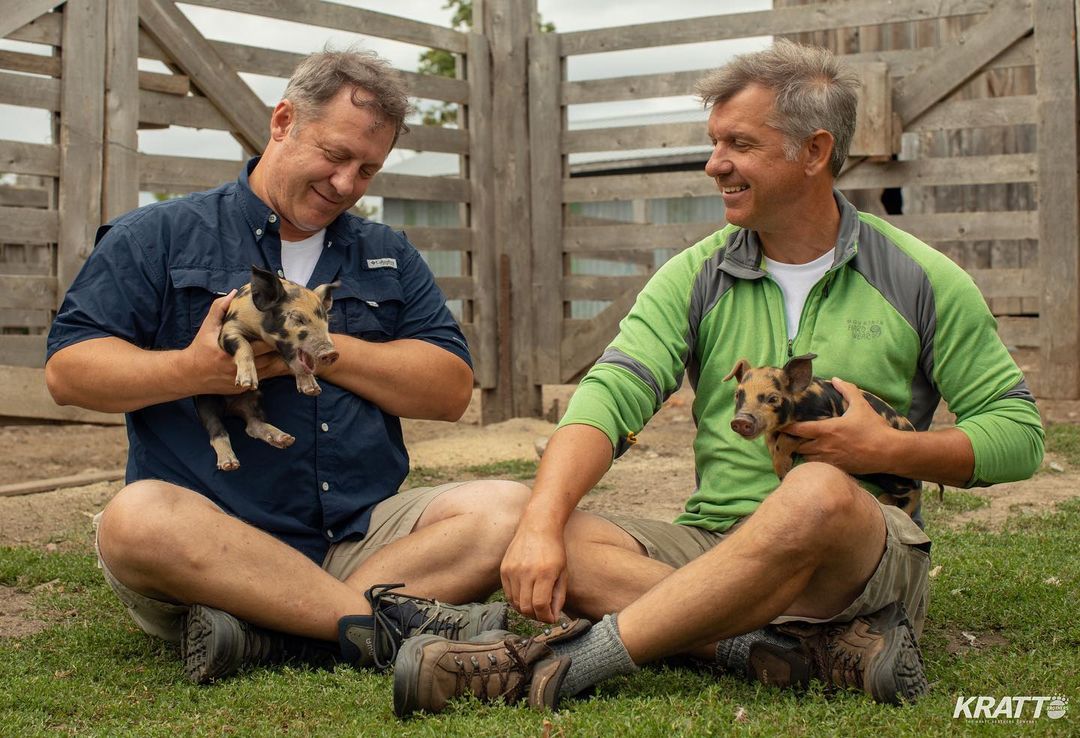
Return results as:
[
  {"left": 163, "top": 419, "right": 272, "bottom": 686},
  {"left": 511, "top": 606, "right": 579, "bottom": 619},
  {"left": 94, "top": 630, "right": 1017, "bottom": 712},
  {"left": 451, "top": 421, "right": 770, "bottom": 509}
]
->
[
  {"left": 763, "top": 247, "right": 835, "bottom": 338},
  {"left": 280, "top": 229, "right": 326, "bottom": 287}
]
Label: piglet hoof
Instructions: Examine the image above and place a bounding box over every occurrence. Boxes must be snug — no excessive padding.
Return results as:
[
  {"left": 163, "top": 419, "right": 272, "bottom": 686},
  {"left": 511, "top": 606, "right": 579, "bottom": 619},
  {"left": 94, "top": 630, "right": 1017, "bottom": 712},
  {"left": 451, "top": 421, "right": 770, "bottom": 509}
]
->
[
  {"left": 235, "top": 372, "right": 258, "bottom": 391},
  {"left": 296, "top": 376, "right": 321, "bottom": 396},
  {"left": 264, "top": 431, "right": 295, "bottom": 449},
  {"left": 217, "top": 457, "right": 240, "bottom": 472}
]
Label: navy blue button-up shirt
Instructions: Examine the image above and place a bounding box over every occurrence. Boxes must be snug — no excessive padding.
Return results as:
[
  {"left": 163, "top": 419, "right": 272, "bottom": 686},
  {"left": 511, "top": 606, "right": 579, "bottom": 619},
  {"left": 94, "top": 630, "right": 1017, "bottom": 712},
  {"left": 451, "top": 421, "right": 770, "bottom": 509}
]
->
[{"left": 47, "top": 158, "right": 471, "bottom": 563}]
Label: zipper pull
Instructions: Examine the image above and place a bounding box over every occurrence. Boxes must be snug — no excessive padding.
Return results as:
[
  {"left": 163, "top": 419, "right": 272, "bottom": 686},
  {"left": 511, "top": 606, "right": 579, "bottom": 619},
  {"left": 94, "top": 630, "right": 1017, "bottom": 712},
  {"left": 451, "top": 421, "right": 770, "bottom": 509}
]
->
[{"left": 788, "top": 339, "right": 794, "bottom": 358}]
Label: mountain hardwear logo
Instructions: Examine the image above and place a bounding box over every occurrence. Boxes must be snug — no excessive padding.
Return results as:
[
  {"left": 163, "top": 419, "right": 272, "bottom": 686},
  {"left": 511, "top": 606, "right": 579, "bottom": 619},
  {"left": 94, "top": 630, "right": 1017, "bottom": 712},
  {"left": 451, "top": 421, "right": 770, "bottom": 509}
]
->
[{"left": 846, "top": 319, "right": 882, "bottom": 340}]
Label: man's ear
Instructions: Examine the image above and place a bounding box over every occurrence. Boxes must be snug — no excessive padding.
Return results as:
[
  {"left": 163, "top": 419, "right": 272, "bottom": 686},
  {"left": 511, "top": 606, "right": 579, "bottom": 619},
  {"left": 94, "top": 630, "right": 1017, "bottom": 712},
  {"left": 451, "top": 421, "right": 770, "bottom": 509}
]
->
[
  {"left": 250, "top": 265, "right": 286, "bottom": 312},
  {"left": 803, "top": 129, "right": 835, "bottom": 177},
  {"left": 269, "top": 99, "right": 296, "bottom": 142}
]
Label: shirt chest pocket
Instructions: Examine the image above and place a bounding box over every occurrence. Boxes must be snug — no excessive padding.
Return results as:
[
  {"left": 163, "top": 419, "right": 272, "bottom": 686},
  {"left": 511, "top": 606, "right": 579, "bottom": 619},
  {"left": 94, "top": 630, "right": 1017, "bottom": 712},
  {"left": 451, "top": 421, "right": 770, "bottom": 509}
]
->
[
  {"left": 329, "top": 278, "right": 403, "bottom": 341},
  {"left": 169, "top": 267, "right": 249, "bottom": 345}
]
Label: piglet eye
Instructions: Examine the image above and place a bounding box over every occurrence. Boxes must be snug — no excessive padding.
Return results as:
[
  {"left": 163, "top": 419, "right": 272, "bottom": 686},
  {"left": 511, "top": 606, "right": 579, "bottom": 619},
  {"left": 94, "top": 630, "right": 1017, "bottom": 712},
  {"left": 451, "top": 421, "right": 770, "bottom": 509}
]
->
[{"left": 767, "top": 394, "right": 781, "bottom": 406}]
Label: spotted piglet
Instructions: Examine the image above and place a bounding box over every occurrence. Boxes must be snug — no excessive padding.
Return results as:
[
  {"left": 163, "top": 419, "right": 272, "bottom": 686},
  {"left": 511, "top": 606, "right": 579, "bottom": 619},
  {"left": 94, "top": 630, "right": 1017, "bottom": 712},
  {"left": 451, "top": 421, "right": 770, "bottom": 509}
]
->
[
  {"left": 723, "top": 353, "right": 924, "bottom": 516},
  {"left": 195, "top": 265, "right": 339, "bottom": 471}
]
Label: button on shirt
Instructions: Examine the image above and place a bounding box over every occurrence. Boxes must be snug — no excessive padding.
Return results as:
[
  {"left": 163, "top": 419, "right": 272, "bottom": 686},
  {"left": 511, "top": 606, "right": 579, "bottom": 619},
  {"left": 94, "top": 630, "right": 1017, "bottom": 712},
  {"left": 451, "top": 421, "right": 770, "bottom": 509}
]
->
[{"left": 47, "top": 157, "right": 472, "bottom": 563}]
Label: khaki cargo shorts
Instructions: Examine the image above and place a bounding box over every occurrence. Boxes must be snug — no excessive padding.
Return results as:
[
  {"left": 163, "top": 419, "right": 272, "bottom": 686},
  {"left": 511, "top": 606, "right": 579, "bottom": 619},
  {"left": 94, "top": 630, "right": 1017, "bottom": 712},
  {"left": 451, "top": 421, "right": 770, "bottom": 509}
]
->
[
  {"left": 600, "top": 500, "right": 932, "bottom": 638},
  {"left": 93, "top": 482, "right": 466, "bottom": 644}
]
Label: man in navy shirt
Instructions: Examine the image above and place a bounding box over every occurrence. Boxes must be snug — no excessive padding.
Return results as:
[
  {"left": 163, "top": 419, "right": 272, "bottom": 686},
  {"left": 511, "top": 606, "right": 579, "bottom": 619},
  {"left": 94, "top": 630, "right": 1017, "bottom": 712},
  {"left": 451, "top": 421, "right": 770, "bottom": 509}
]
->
[{"left": 45, "top": 49, "right": 525, "bottom": 682}]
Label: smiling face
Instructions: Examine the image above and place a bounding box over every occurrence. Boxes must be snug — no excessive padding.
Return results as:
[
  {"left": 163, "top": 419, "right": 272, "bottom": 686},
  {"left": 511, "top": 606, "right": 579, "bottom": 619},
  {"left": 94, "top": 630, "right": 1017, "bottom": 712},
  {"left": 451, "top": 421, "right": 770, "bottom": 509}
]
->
[
  {"left": 704, "top": 84, "right": 810, "bottom": 234},
  {"left": 251, "top": 86, "right": 396, "bottom": 241}
]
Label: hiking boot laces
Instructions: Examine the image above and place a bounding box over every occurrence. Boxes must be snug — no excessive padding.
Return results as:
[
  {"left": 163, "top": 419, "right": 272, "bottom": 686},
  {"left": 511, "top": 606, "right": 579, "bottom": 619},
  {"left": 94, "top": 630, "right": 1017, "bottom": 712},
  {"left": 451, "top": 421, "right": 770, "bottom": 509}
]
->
[{"left": 366, "top": 583, "right": 497, "bottom": 669}]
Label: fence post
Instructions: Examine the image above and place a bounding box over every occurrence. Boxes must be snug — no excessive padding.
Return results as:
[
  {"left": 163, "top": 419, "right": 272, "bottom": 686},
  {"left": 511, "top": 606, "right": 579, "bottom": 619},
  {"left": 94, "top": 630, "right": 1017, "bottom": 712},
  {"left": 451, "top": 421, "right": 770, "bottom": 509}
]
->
[
  {"left": 528, "top": 30, "right": 563, "bottom": 386},
  {"left": 1035, "top": 0, "right": 1080, "bottom": 399},
  {"left": 56, "top": 0, "right": 107, "bottom": 303},
  {"left": 480, "top": 0, "right": 541, "bottom": 422},
  {"left": 103, "top": 0, "right": 139, "bottom": 222}
]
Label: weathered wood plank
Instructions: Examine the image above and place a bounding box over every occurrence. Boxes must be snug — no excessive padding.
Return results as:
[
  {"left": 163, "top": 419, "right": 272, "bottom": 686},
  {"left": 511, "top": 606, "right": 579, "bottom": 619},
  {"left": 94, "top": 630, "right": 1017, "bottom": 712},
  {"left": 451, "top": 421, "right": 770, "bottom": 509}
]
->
[
  {"left": 884, "top": 212, "right": 1038, "bottom": 243},
  {"left": 433, "top": 276, "right": 474, "bottom": 300},
  {"left": 0, "top": 207, "right": 58, "bottom": 243},
  {"left": 138, "top": 33, "right": 472, "bottom": 104},
  {"left": 564, "top": 274, "right": 650, "bottom": 300},
  {"left": 0, "top": 335, "right": 47, "bottom": 368},
  {"left": 138, "top": 153, "right": 240, "bottom": 193},
  {"left": 850, "top": 62, "right": 892, "bottom": 156},
  {"left": 138, "top": 88, "right": 232, "bottom": 130},
  {"left": 560, "top": 39, "right": 1035, "bottom": 105},
  {"left": 0, "top": 275, "right": 56, "bottom": 310},
  {"left": 367, "top": 173, "right": 471, "bottom": 203},
  {"left": 0, "top": 468, "right": 126, "bottom": 498},
  {"left": 967, "top": 268, "right": 1040, "bottom": 300},
  {"left": 0, "top": 0, "right": 61, "bottom": 41},
  {"left": 904, "top": 95, "right": 1037, "bottom": 132},
  {"left": 529, "top": 31, "right": 563, "bottom": 384},
  {"left": 560, "top": 0, "right": 994, "bottom": 56},
  {"left": 838, "top": 153, "right": 1037, "bottom": 190},
  {"left": 138, "top": 0, "right": 268, "bottom": 155},
  {"left": 564, "top": 222, "right": 719, "bottom": 253},
  {"left": 1034, "top": 0, "right": 1080, "bottom": 397},
  {"left": 0, "top": 48, "right": 60, "bottom": 76},
  {"left": 0, "top": 366, "right": 123, "bottom": 423},
  {"left": 137, "top": 70, "right": 189, "bottom": 96},
  {"left": 564, "top": 169, "right": 716, "bottom": 203},
  {"left": 466, "top": 30, "right": 497, "bottom": 389},
  {"left": 401, "top": 227, "right": 472, "bottom": 252},
  {"left": 396, "top": 125, "right": 470, "bottom": 155},
  {"left": 997, "top": 316, "right": 1040, "bottom": 348},
  {"left": 559, "top": 286, "right": 640, "bottom": 382},
  {"left": 103, "top": 0, "right": 140, "bottom": 222},
  {"left": 56, "top": 0, "right": 106, "bottom": 304},
  {"left": 0, "top": 186, "right": 48, "bottom": 208},
  {"left": 0, "top": 308, "right": 51, "bottom": 329},
  {"left": 4, "top": 10, "right": 61, "bottom": 46},
  {"left": 893, "top": 2, "right": 1034, "bottom": 125},
  {"left": 0, "top": 68, "right": 60, "bottom": 110},
  {"left": 182, "top": 0, "right": 469, "bottom": 54},
  {"left": 563, "top": 120, "right": 705, "bottom": 154}
]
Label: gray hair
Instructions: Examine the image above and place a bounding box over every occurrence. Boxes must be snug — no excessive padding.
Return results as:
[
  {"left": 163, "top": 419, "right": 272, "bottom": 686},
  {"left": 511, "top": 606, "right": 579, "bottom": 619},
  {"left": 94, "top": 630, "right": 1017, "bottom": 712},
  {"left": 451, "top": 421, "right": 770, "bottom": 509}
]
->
[
  {"left": 283, "top": 47, "right": 413, "bottom": 146},
  {"left": 696, "top": 39, "right": 859, "bottom": 177}
]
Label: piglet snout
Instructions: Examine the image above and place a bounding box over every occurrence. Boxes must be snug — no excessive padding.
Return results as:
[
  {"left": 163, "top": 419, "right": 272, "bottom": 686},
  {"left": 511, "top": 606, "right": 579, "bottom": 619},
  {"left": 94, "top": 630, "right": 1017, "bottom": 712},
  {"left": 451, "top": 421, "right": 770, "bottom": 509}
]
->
[{"left": 730, "top": 415, "right": 758, "bottom": 438}]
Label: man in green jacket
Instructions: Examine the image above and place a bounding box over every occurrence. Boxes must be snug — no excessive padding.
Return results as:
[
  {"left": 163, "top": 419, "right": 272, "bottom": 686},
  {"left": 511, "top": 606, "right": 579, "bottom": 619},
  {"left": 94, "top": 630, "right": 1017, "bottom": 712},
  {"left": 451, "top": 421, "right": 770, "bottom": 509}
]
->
[{"left": 392, "top": 40, "right": 1045, "bottom": 713}]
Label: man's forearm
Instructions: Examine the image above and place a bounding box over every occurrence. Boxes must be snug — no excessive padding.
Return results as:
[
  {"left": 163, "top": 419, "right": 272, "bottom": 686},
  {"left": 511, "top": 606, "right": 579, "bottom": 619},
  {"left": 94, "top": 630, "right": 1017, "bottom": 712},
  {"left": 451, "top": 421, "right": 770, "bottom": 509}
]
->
[
  {"left": 883, "top": 426, "right": 975, "bottom": 488},
  {"left": 319, "top": 335, "right": 473, "bottom": 421},
  {"left": 520, "top": 423, "right": 616, "bottom": 533},
  {"left": 46, "top": 337, "right": 199, "bottom": 413}
]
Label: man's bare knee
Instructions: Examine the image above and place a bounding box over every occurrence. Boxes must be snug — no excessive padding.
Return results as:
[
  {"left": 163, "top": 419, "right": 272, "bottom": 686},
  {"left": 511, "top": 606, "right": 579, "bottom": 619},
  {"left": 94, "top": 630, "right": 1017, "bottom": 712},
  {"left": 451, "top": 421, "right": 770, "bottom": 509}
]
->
[{"left": 415, "top": 480, "right": 530, "bottom": 531}]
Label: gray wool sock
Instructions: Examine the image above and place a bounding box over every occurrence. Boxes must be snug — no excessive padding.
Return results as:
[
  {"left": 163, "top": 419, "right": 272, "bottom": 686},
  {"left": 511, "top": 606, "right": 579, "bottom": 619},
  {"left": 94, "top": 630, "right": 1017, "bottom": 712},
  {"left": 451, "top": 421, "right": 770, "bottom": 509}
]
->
[
  {"left": 715, "top": 627, "right": 799, "bottom": 675},
  {"left": 548, "top": 613, "right": 639, "bottom": 698}
]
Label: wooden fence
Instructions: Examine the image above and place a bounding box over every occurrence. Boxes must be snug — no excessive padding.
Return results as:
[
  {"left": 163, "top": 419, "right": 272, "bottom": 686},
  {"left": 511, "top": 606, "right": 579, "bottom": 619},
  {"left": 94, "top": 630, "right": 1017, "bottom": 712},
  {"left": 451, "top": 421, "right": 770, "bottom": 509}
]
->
[{"left": 2, "top": 0, "right": 1079, "bottom": 423}]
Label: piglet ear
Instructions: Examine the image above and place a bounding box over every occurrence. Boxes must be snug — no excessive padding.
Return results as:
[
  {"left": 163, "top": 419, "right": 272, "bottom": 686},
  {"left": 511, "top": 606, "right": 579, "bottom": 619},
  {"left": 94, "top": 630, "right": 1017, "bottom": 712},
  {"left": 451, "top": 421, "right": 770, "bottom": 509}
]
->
[
  {"left": 313, "top": 280, "right": 340, "bottom": 312},
  {"left": 723, "top": 358, "right": 751, "bottom": 383},
  {"left": 783, "top": 353, "right": 817, "bottom": 393},
  {"left": 250, "top": 265, "right": 286, "bottom": 312}
]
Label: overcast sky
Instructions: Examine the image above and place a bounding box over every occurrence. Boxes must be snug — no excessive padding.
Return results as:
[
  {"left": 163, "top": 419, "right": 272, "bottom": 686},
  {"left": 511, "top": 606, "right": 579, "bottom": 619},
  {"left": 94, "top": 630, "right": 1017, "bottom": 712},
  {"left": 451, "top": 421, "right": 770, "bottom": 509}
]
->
[{"left": 0, "top": 1, "right": 770, "bottom": 185}]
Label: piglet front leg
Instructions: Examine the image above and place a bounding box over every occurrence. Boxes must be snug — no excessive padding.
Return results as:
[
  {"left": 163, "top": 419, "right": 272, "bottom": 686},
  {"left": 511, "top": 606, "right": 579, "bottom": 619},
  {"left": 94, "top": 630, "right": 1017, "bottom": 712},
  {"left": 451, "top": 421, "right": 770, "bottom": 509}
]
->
[{"left": 295, "top": 372, "right": 321, "bottom": 396}]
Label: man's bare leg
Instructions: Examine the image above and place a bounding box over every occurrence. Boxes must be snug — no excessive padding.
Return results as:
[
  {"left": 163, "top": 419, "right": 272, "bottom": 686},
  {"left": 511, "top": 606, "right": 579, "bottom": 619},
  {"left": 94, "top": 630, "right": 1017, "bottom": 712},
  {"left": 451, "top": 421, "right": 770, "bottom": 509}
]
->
[
  {"left": 97, "top": 478, "right": 529, "bottom": 641},
  {"left": 559, "top": 463, "right": 885, "bottom": 660}
]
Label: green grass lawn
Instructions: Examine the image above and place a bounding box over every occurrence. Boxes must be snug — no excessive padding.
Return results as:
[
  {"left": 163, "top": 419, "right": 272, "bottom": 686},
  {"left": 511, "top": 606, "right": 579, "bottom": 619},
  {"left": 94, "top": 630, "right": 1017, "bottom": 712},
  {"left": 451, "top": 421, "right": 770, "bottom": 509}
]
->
[{"left": 2, "top": 468, "right": 1078, "bottom": 735}]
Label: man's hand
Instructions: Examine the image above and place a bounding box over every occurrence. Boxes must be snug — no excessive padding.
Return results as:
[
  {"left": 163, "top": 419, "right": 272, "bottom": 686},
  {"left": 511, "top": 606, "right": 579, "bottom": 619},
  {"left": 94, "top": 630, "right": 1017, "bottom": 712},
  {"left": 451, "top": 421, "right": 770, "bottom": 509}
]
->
[
  {"left": 785, "top": 377, "right": 900, "bottom": 475},
  {"left": 180, "top": 292, "right": 286, "bottom": 395},
  {"left": 500, "top": 525, "right": 568, "bottom": 624}
]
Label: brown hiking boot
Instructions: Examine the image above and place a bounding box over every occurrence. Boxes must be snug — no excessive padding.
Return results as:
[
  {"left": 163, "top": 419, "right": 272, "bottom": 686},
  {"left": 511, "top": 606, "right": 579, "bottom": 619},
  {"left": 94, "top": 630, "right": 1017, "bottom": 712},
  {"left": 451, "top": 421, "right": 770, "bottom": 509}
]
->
[
  {"left": 748, "top": 602, "right": 928, "bottom": 705},
  {"left": 392, "top": 617, "right": 590, "bottom": 718}
]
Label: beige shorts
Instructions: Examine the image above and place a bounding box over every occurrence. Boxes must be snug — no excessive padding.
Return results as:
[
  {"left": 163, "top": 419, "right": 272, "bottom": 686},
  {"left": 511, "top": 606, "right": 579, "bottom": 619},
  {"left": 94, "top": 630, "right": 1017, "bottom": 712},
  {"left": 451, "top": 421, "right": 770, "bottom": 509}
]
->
[
  {"left": 600, "top": 500, "right": 932, "bottom": 638},
  {"left": 93, "top": 483, "right": 465, "bottom": 643}
]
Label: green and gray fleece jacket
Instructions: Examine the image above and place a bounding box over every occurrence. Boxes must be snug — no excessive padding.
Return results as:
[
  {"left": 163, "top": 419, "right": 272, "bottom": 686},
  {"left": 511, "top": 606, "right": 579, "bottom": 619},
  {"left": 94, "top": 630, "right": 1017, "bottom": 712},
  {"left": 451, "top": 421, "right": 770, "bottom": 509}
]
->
[{"left": 560, "top": 191, "right": 1044, "bottom": 531}]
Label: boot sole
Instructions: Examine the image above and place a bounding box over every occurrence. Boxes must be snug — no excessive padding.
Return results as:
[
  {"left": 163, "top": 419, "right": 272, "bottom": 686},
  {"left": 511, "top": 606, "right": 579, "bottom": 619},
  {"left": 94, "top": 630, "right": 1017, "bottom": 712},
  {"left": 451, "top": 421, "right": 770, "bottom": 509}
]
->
[
  {"left": 866, "top": 618, "right": 929, "bottom": 705},
  {"left": 393, "top": 633, "right": 445, "bottom": 717},
  {"left": 181, "top": 604, "right": 242, "bottom": 684}
]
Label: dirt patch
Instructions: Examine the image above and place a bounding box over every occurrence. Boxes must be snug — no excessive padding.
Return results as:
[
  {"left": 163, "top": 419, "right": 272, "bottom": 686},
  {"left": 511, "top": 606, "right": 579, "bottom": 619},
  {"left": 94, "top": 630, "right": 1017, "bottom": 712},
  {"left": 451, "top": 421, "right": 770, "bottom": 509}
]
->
[
  {"left": 0, "top": 586, "right": 47, "bottom": 639},
  {"left": 944, "top": 628, "right": 1012, "bottom": 657},
  {"left": 946, "top": 454, "right": 1080, "bottom": 530}
]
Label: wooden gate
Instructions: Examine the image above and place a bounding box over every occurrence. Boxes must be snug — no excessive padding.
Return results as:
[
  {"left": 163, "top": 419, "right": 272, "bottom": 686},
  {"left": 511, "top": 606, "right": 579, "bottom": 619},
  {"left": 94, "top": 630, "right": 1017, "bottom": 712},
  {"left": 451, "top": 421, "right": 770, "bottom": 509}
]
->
[
  {"left": 529, "top": 0, "right": 1080, "bottom": 409},
  {"left": 0, "top": 0, "right": 497, "bottom": 421}
]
